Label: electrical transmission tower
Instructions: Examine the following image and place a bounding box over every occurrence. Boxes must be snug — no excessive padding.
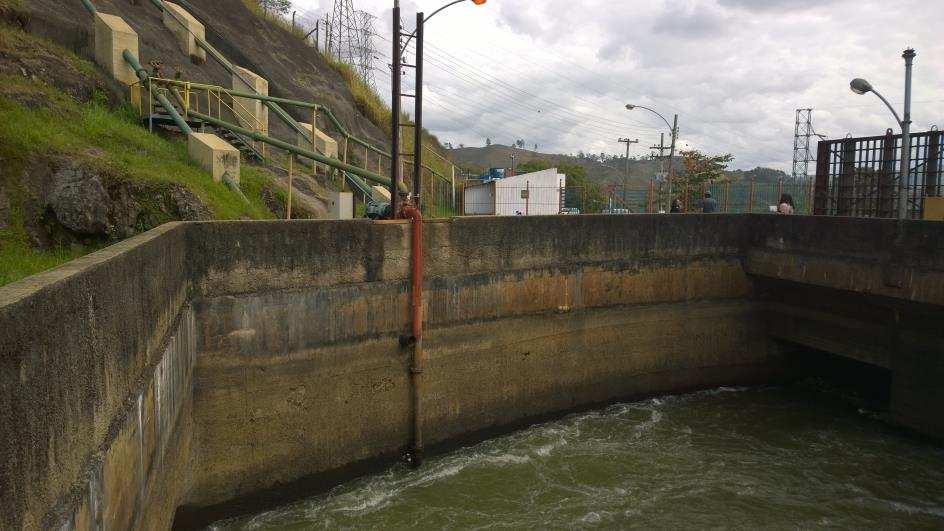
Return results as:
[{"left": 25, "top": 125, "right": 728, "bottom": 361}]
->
[
  {"left": 327, "top": 0, "right": 377, "bottom": 85},
  {"left": 792, "top": 108, "right": 816, "bottom": 182}
]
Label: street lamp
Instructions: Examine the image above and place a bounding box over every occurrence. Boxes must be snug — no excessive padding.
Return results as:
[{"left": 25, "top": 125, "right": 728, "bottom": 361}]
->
[
  {"left": 626, "top": 104, "right": 679, "bottom": 211},
  {"left": 402, "top": 0, "right": 486, "bottom": 52},
  {"left": 849, "top": 48, "right": 916, "bottom": 219},
  {"left": 390, "top": 0, "right": 486, "bottom": 216}
]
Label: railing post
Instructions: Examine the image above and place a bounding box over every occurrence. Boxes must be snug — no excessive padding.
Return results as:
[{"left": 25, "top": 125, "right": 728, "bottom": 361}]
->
[
  {"left": 724, "top": 181, "right": 730, "bottom": 213},
  {"left": 807, "top": 177, "right": 815, "bottom": 215},
  {"left": 311, "top": 108, "right": 318, "bottom": 178},
  {"left": 287, "top": 154, "right": 294, "bottom": 220},
  {"left": 748, "top": 179, "right": 755, "bottom": 213},
  {"left": 648, "top": 179, "right": 654, "bottom": 213}
]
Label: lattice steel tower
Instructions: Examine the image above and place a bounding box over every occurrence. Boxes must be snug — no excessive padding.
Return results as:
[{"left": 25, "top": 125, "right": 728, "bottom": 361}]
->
[
  {"left": 327, "top": 0, "right": 377, "bottom": 85},
  {"left": 792, "top": 108, "right": 815, "bottom": 182}
]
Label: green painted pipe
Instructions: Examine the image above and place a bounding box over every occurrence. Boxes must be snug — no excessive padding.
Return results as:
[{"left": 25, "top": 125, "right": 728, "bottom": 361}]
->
[
  {"left": 80, "top": 0, "right": 97, "bottom": 15},
  {"left": 123, "top": 50, "right": 194, "bottom": 135},
  {"left": 187, "top": 108, "right": 406, "bottom": 191},
  {"left": 157, "top": 80, "right": 320, "bottom": 109},
  {"left": 222, "top": 173, "right": 250, "bottom": 204},
  {"left": 148, "top": 0, "right": 317, "bottom": 147}
]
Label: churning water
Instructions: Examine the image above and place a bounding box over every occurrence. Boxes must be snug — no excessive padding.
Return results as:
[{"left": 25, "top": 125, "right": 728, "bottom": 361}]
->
[{"left": 213, "top": 381, "right": 944, "bottom": 529}]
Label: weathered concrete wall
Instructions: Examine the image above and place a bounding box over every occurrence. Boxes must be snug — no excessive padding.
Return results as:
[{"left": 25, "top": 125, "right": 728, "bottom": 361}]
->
[
  {"left": 182, "top": 215, "right": 783, "bottom": 514},
  {"left": 744, "top": 216, "right": 944, "bottom": 443},
  {"left": 0, "top": 223, "right": 194, "bottom": 529},
  {"left": 3, "top": 214, "right": 942, "bottom": 529}
]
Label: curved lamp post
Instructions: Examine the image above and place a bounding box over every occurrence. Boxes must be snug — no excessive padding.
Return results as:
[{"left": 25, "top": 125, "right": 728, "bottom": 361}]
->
[
  {"left": 402, "top": 0, "right": 486, "bottom": 52},
  {"left": 390, "top": 0, "right": 486, "bottom": 216},
  {"left": 626, "top": 104, "right": 679, "bottom": 211},
  {"left": 850, "top": 48, "right": 916, "bottom": 219}
]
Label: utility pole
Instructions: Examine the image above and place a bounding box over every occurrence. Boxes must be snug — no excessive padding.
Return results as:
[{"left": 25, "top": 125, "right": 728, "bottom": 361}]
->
[
  {"left": 618, "top": 138, "right": 639, "bottom": 182},
  {"left": 618, "top": 138, "right": 638, "bottom": 204},
  {"left": 667, "top": 114, "right": 679, "bottom": 206},
  {"left": 390, "top": 1, "right": 402, "bottom": 216},
  {"left": 510, "top": 145, "right": 517, "bottom": 175},
  {"left": 650, "top": 133, "right": 668, "bottom": 180}
]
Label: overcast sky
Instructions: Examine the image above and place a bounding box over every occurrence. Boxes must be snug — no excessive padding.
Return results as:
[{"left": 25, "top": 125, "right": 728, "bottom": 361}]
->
[{"left": 293, "top": 0, "right": 944, "bottom": 172}]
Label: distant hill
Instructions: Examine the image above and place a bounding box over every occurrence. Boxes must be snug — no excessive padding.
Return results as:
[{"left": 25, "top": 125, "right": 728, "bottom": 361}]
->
[{"left": 449, "top": 145, "right": 788, "bottom": 185}]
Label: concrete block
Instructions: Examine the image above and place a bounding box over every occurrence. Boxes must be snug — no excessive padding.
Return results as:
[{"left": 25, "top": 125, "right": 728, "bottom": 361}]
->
[
  {"left": 923, "top": 197, "right": 944, "bottom": 221},
  {"left": 372, "top": 185, "right": 391, "bottom": 201},
  {"left": 232, "top": 66, "right": 269, "bottom": 135},
  {"left": 297, "top": 123, "right": 338, "bottom": 173},
  {"left": 327, "top": 191, "right": 353, "bottom": 220},
  {"left": 162, "top": 2, "right": 206, "bottom": 64},
  {"left": 188, "top": 133, "right": 240, "bottom": 183},
  {"left": 93, "top": 13, "right": 139, "bottom": 86}
]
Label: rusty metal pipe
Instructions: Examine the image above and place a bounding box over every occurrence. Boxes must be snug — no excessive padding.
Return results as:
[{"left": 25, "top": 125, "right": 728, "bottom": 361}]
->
[{"left": 402, "top": 206, "right": 425, "bottom": 467}]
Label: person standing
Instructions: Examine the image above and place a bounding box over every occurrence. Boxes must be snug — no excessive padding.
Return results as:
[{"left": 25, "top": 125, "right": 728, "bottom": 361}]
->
[
  {"left": 701, "top": 191, "right": 718, "bottom": 213},
  {"left": 777, "top": 194, "right": 795, "bottom": 215},
  {"left": 670, "top": 198, "right": 683, "bottom": 213}
]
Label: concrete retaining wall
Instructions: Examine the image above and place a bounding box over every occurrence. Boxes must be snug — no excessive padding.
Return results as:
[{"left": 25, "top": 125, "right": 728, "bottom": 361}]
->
[
  {"left": 182, "top": 215, "right": 782, "bottom": 515},
  {"left": 0, "top": 223, "right": 192, "bottom": 529},
  {"left": 2, "top": 215, "right": 942, "bottom": 529}
]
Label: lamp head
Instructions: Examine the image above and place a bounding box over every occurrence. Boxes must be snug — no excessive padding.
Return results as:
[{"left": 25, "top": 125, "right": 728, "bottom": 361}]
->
[
  {"left": 850, "top": 78, "right": 873, "bottom": 95},
  {"left": 471, "top": 0, "right": 486, "bottom": 4},
  {"left": 625, "top": 104, "right": 636, "bottom": 110}
]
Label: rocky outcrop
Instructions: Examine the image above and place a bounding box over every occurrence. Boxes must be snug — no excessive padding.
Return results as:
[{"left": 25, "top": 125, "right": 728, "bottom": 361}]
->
[
  {"left": 0, "top": 160, "right": 214, "bottom": 247},
  {"left": 47, "top": 166, "right": 111, "bottom": 235}
]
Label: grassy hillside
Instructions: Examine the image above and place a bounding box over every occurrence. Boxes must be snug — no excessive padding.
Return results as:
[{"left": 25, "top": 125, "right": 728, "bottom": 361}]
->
[{"left": 0, "top": 22, "right": 284, "bottom": 286}]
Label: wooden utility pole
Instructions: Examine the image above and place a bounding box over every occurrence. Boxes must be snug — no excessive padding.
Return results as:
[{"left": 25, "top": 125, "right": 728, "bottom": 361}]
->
[{"left": 618, "top": 137, "right": 639, "bottom": 185}]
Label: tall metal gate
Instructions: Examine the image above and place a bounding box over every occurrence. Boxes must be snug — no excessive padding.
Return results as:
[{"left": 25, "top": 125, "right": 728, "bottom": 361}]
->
[{"left": 814, "top": 129, "right": 942, "bottom": 218}]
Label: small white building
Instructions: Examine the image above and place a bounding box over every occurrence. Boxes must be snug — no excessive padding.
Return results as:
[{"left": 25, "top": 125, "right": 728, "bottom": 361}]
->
[{"left": 463, "top": 168, "right": 566, "bottom": 216}]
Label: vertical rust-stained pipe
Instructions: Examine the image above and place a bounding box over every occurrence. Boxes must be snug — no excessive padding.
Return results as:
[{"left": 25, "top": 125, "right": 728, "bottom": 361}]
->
[{"left": 402, "top": 206, "right": 425, "bottom": 467}]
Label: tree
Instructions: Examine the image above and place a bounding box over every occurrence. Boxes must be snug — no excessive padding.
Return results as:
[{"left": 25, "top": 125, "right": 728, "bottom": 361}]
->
[
  {"left": 515, "top": 139, "right": 525, "bottom": 149},
  {"left": 486, "top": 137, "right": 492, "bottom": 146},
  {"left": 259, "top": 0, "right": 292, "bottom": 16},
  {"left": 534, "top": 144, "right": 538, "bottom": 151},
  {"left": 678, "top": 149, "right": 734, "bottom": 187}
]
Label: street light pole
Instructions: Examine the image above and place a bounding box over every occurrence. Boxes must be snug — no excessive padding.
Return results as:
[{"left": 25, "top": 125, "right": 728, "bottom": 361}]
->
[
  {"left": 626, "top": 104, "right": 678, "bottom": 211},
  {"left": 900, "top": 48, "right": 915, "bottom": 219},
  {"left": 850, "top": 48, "right": 917, "bottom": 219}
]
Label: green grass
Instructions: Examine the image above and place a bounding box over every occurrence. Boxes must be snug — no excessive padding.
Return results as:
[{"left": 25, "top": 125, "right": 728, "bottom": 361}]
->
[
  {"left": 0, "top": 82, "right": 275, "bottom": 220},
  {"left": 0, "top": 232, "right": 96, "bottom": 286}
]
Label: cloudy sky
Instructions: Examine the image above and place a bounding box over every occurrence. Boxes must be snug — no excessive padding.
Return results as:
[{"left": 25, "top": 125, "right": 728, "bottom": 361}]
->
[{"left": 293, "top": 0, "right": 944, "bottom": 172}]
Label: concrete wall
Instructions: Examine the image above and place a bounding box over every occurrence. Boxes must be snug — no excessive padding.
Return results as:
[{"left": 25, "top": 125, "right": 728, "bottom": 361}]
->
[
  {"left": 0, "top": 223, "right": 193, "bottom": 529},
  {"left": 743, "top": 216, "right": 944, "bottom": 440},
  {"left": 180, "top": 215, "right": 783, "bottom": 516},
  {"left": 3, "top": 214, "right": 943, "bottom": 529}
]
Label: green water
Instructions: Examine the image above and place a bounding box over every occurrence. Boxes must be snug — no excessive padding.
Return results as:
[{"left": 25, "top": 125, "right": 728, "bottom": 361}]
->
[{"left": 214, "top": 382, "right": 944, "bottom": 529}]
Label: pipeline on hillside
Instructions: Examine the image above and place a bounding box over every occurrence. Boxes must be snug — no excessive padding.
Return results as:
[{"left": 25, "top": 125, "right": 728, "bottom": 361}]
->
[
  {"left": 184, "top": 104, "right": 404, "bottom": 191},
  {"left": 146, "top": 0, "right": 320, "bottom": 150},
  {"left": 152, "top": 78, "right": 449, "bottom": 183},
  {"left": 122, "top": 51, "right": 194, "bottom": 135}
]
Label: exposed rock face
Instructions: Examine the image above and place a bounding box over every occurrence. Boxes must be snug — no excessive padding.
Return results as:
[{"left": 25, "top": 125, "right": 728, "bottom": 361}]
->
[
  {"left": 47, "top": 166, "right": 111, "bottom": 235},
  {"left": 35, "top": 162, "right": 213, "bottom": 243}
]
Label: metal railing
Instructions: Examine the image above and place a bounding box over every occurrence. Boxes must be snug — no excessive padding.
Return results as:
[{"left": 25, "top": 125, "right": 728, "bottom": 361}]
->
[{"left": 814, "top": 129, "right": 943, "bottom": 219}]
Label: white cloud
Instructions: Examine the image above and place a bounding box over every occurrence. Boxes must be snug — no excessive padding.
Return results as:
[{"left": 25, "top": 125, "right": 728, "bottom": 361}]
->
[{"left": 292, "top": 0, "right": 944, "bottom": 172}]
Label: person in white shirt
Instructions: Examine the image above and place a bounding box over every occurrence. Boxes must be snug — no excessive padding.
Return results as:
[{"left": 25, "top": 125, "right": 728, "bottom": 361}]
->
[{"left": 777, "top": 193, "right": 795, "bottom": 215}]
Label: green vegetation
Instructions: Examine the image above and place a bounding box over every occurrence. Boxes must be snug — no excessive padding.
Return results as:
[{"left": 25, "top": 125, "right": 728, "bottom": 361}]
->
[
  {"left": 0, "top": 89, "right": 274, "bottom": 220},
  {"left": 0, "top": 22, "right": 285, "bottom": 286}
]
